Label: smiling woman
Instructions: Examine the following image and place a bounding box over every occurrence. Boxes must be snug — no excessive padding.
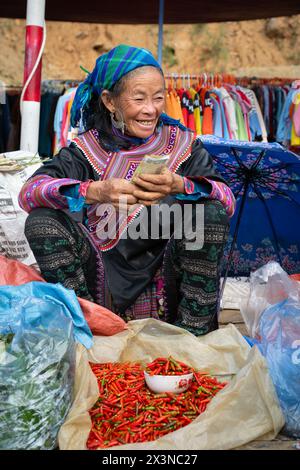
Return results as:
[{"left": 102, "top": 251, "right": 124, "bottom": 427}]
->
[
  {"left": 18, "top": 44, "right": 236, "bottom": 336},
  {"left": 101, "top": 67, "right": 165, "bottom": 139}
]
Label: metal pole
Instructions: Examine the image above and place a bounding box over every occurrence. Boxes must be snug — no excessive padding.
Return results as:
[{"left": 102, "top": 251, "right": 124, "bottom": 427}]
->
[
  {"left": 20, "top": 0, "right": 45, "bottom": 153},
  {"left": 157, "top": 0, "right": 164, "bottom": 66}
]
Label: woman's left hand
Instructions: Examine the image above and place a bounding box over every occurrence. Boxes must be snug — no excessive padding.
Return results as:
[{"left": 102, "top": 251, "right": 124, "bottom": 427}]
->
[{"left": 132, "top": 167, "right": 185, "bottom": 206}]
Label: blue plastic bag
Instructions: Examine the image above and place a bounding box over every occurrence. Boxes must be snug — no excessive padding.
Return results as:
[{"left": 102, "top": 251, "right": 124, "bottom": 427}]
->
[
  {"left": 0, "top": 281, "right": 93, "bottom": 349},
  {"left": 0, "top": 294, "right": 76, "bottom": 449},
  {"left": 259, "top": 298, "right": 300, "bottom": 438}
]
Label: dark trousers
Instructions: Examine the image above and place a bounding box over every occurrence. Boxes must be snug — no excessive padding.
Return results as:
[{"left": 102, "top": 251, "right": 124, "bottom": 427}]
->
[{"left": 25, "top": 201, "right": 229, "bottom": 335}]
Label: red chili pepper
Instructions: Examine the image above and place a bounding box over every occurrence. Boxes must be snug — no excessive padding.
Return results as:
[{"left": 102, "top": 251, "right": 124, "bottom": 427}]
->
[
  {"left": 145, "top": 356, "right": 192, "bottom": 376},
  {"left": 87, "top": 360, "right": 227, "bottom": 449}
]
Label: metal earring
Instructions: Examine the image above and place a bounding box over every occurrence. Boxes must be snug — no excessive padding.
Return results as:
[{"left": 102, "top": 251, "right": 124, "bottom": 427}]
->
[{"left": 110, "top": 112, "right": 125, "bottom": 135}]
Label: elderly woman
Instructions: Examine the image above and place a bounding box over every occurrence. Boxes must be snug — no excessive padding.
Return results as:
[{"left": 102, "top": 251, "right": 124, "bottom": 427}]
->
[{"left": 19, "top": 44, "right": 235, "bottom": 336}]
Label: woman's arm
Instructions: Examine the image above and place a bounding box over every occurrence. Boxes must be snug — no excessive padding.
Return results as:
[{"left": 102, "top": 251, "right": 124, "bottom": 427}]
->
[
  {"left": 18, "top": 145, "right": 98, "bottom": 213},
  {"left": 177, "top": 139, "right": 236, "bottom": 217}
]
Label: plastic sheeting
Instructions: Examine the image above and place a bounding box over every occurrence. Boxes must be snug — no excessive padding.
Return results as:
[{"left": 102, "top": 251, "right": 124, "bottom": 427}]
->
[
  {"left": 58, "top": 319, "right": 284, "bottom": 450},
  {"left": 0, "top": 254, "right": 127, "bottom": 337},
  {"left": 0, "top": 282, "right": 93, "bottom": 349},
  {"left": 260, "top": 298, "right": 300, "bottom": 438}
]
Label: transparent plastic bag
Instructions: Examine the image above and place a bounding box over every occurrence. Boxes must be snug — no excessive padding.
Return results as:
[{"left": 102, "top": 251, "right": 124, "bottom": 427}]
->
[
  {"left": 0, "top": 296, "right": 76, "bottom": 450},
  {"left": 259, "top": 298, "right": 300, "bottom": 438},
  {"left": 240, "top": 261, "right": 300, "bottom": 339}
]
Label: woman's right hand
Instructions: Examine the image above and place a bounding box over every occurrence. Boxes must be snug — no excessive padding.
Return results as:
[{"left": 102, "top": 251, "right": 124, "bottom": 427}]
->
[{"left": 85, "top": 179, "right": 138, "bottom": 210}]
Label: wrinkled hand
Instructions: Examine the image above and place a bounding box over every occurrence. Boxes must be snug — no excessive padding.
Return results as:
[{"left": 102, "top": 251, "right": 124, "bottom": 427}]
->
[
  {"left": 133, "top": 167, "right": 185, "bottom": 206},
  {"left": 86, "top": 178, "right": 138, "bottom": 210}
]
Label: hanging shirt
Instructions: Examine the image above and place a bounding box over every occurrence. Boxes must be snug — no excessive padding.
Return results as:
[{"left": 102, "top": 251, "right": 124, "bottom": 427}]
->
[
  {"left": 201, "top": 88, "right": 214, "bottom": 135},
  {"left": 240, "top": 87, "right": 267, "bottom": 142},
  {"left": 53, "top": 88, "right": 77, "bottom": 153},
  {"left": 186, "top": 90, "right": 196, "bottom": 132},
  {"left": 165, "top": 89, "right": 185, "bottom": 124},
  {"left": 189, "top": 88, "right": 202, "bottom": 135},
  {"left": 176, "top": 88, "right": 188, "bottom": 127},
  {"left": 291, "top": 92, "right": 300, "bottom": 145},
  {"left": 235, "top": 101, "right": 248, "bottom": 141},
  {"left": 210, "top": 96, "right": 223, "bottom": 137},
  {"left": 218, "top": 86, "right": 238, "bottom": 139},
  {"left": 276, "top": 88, "right": 298, "bottom": 143},
  {"left": 177, "top": 89, "right": 195, "bottom": 131},
  {"left": 293, "top": 94, "right": 300, "bottom": 137},
  {"left": 275, "top": 87, "right": 285, "bottom": 134},
  {"left": 251, "top": 91, "right": 268, "bottom": 142},
  {"left": 210, "top": 88, "right": 230, "bottom": 140},
  {"left": 262, "top": 85, "right": 270, "bottom": 137},
  {"left": 60, "top": 97, "right": 70, "bottom": 148}
]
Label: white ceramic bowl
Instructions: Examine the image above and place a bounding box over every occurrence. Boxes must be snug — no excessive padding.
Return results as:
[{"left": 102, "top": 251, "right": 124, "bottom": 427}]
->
[{"left": 144, "top": 370, "right": 194, "bottom": 394}]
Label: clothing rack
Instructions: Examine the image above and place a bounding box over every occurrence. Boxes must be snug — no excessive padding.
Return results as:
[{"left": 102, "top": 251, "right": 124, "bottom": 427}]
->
[
  {"left": 237, "top": 77, "right": 298, "bottom": 87},
  {"left": 1, "top": 86, "right": 23, "bottom": 91},
  {"left": 165, "top": 72, "right": 237, "bottom": 89},
  {"left": 165, "top": 72, "right": 298, "bottom": 88}
]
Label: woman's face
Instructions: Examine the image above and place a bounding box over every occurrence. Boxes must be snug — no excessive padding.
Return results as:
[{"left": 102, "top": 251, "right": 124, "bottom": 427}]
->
[{"left": 109, "top": 67, "right": 165, "bottom": 138}]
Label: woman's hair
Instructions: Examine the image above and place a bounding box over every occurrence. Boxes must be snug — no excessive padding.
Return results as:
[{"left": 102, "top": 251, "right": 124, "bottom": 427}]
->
[{"left": 82, "top": 66, "right": 165, "bottom": 151}]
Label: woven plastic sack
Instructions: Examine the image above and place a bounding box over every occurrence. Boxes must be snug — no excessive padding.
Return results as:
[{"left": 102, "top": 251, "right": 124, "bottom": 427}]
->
[{"left": 0, "top": 163, "right": 41, "bottom": 266}]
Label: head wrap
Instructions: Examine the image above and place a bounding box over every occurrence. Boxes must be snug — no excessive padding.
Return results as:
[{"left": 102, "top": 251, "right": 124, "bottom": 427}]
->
[{"left": 71, "top": 44, "right": 163, "bottom": 128}]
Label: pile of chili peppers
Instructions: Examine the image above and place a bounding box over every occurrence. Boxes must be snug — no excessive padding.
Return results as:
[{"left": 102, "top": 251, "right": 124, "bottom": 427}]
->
[
  {"left": 87, "top": 360, "right": 227, "bottom": 450},
  {"left": 145, "top": 356, "right": 192, "bottom": 375}
]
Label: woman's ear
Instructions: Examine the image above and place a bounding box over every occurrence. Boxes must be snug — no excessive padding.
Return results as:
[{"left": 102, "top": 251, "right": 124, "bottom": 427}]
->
[{"left": 100, "top": 90, "right": 115, "bottom": 113}]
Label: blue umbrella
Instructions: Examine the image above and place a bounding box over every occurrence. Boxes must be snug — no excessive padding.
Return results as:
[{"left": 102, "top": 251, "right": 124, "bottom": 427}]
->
[{"left": 199, "top": 135, "right": 300, "bottom": 279}]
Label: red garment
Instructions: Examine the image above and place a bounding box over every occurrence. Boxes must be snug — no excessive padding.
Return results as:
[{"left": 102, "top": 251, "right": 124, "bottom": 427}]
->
[
  {"left": 177, "top": 88, "right": 189, "bottom": 127},
  {"left": 201, "top": 89, "right": 214, "bottom": 135},
  {"left": 269, "top": 88, "right": 274, "bottom": 140},
  {"left": 60, "top": 99, "right": 69, "bottom": 148},
  {"left": 185, "top": 90, "right": 196, "bottom": 132}
]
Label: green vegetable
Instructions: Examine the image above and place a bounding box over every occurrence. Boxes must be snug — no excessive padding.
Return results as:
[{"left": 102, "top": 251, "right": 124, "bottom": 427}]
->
[{"left": 0, "top": 330, "right": 75, "bottom": 450}]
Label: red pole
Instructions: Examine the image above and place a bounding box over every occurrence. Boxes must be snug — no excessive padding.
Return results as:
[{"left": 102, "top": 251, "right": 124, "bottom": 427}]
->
[
  {"left": 23, "top": 25, "right": 43, "bottom": 102},
  {"left": 20, "top": 0, "right": 45, "bottom": 153}
]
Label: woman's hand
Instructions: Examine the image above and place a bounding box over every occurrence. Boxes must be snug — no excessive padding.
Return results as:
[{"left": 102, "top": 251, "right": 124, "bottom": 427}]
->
[
  {"left": 132, "top": 167, "right": 185, "bottom": 206},
  {"left": 85, "top": 179, "right": 138, "bottom": 210}
]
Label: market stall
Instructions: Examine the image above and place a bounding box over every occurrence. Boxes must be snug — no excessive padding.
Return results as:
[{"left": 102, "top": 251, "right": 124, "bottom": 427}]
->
[{"left": 0, "top": 0, "right": 300, "bottom": 453}]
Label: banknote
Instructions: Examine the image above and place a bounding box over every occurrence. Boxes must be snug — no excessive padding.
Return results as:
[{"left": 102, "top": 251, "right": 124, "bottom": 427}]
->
[{"left": 131, "top": 154, "right": 169, "bottom": 183}]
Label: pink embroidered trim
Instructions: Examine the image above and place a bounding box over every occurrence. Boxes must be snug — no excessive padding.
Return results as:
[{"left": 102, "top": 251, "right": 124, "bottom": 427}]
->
[{"left": 79, "top": 180, "right": 93, "bottom": 198}]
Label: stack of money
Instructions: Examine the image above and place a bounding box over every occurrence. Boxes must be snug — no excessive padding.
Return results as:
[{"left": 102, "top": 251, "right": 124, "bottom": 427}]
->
[{"left": 131, "top": 154, "right": 169, "bottom": 183}]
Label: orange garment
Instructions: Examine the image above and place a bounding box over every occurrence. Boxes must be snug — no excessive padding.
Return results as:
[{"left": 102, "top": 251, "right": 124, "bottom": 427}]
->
[{"left": 165, "top": 89, "right": 184, "bottom": 123}]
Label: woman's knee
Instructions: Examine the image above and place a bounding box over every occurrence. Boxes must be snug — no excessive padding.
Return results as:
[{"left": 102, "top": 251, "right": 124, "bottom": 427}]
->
[
  {"left": 203, "top": 200, "right": 230, "bottom": 227},
  {"left": 24, "top": 208, "right": 72, "bottom": 240},
  {"left": 179, "top": 200, "right": 229, "bottom": 250}
]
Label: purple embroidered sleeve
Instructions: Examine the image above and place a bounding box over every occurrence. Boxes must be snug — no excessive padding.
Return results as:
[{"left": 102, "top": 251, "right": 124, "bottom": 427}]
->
[
  {"left": 208, "top": 180, "right": 236, "bottom": 217},
  {"left": 183, "top": 176, "right": 195, "bottom": 194},
  {"left": 183, "top": 176, "right": 236, "bottom": 217},
  {"left": 18, "top": 174, "right": 83, "bottom": 213}
]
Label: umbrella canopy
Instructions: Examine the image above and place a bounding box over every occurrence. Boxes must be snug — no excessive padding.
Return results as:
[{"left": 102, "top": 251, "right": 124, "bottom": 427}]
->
[
  {"left": 200, "top": 135, "right": 300, "bottom": 277},
  {"left": 1, "top": 0, "right": 300, "bottom": 24}
]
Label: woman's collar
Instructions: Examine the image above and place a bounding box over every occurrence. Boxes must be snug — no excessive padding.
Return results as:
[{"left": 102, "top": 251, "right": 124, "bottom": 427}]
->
[
  {"left": 111, "top": 125, "right": 156, "bottom": 147},
  {"left": 111, "top": 125, "right": 161, "bottom": 149}
]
